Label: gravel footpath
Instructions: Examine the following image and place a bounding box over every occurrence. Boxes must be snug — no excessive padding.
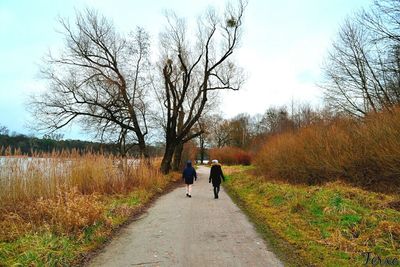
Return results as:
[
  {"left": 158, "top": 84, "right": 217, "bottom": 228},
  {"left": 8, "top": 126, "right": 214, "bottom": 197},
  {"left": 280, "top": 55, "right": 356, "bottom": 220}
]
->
[{"left": 87, "top": 166, "right": 283, "bottom": 267}]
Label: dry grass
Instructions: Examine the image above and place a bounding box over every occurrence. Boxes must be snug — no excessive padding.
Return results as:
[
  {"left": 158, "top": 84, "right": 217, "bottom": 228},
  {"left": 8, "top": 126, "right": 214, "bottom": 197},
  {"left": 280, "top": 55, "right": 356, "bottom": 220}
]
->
[
  {"left": 0, "top": 151, "right": 174, "bottom": 266},
  {"left": 255, "top": 108, "right": 400, "bottom": 192},
  {"left": 224, "top": 167, "right": 400, "bottom": 266},
  {"left": 0, "top": 150, "right": 164, "bottom": 206}
]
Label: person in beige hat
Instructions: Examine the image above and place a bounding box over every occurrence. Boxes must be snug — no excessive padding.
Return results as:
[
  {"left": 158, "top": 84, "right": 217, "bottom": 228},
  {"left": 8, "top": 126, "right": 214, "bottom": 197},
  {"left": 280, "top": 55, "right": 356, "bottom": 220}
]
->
[{"left": 209, "top": 159, "right": 225, "bottom": 199}]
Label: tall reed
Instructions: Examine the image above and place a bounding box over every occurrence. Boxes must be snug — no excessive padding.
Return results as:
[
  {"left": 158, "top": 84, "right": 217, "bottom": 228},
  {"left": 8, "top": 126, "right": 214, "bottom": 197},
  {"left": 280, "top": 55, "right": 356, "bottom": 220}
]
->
[{"left": 0, "top": 150, "right": 164, "bottom": 208}]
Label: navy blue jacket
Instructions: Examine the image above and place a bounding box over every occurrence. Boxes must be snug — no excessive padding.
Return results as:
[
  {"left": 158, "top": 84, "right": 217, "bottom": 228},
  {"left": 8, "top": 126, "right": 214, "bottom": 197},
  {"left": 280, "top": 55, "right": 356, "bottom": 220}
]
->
[{"left": 182, "top": 162, "right": 197, "bottom": 184}]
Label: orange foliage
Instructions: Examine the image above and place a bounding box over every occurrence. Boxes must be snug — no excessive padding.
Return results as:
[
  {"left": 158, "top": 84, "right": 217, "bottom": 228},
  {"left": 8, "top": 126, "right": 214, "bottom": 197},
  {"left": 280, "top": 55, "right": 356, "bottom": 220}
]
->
[
  {"left": 209, "top": 146, "right": 252, "bottom": 165},
  {"left": 182, "top": 141, "right": 198, "bottom": 166},
  {"left": 255, "top": 108, "right": 400, "bottom": 191}
]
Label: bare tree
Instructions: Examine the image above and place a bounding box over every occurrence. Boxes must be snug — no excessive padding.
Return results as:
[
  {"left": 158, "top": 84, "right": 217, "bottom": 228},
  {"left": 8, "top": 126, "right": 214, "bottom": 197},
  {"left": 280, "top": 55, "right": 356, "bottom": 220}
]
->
[
  {"left": 194, "top": 115, "right": 215, "bottom": 165},
  {"left": 208, "top": 116, "right": 231, "bottom": 148},
  {"left": 157, "top": 1, "right": 247, "bottom": 173},
  {"left": 289, "top": 102, "right": 322, "bottom": 129},
  {"left": 361, "top": 0, "right": 400, "bottom": 43},
  {"left": 228, "top": 113, "right": 251, "bottom": 149},
  {"left": 323, "top": 20, "right": 385, "bottom": 116},
  {"left": 322, "top": 1, "right": 400, "bottom": 116},
  {"left": 360, "top": 0, "right": 400, "bottom": 103},
  {"left": 257, "top": 107, "right": 294, "bottom": 134},
  {"left": 0, "top": 125, "right": 9, "bottom": 136},
  {"left": 171, "top": 87, "right": 220, "bottom": 170},
  {"left": 30, "top": 10, "right": 151, "bottom": 157}
]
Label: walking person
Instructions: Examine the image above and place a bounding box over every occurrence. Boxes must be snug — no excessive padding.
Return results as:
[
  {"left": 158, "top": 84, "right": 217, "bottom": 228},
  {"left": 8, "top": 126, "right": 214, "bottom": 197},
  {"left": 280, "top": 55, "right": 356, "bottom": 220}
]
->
[
  {"left": 182, "top": 160, "right": 197, "bottom": 198},
  {"left": 209, "top": 159, "right": 225, "bottom": 199}
]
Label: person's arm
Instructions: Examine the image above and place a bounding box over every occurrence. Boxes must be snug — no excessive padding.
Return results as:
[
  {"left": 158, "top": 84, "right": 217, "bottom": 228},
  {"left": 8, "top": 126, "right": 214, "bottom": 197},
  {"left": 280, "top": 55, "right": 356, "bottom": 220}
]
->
[
  {"left": 193, "top": 168, "right": 197, "bottom": 181},
  {"left": 182, "top": 170, "right": 185, "bottom": 181},
  {"left": 220, "top": 167, "right": 225, "bottom": 182},
  {"left": 209, "top": 167, "right": 212, "bottom": 183}
]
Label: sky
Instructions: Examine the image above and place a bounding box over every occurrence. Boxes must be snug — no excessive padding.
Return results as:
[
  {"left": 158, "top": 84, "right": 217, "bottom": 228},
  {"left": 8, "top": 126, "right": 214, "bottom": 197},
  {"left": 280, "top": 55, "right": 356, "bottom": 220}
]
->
[{"left": 0, "top": 0, "right": 372, "bottom": 139}]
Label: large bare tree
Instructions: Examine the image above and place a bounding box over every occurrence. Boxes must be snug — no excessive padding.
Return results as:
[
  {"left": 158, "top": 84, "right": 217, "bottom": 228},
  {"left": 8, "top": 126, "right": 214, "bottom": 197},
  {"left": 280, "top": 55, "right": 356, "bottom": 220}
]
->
[
  {"left": 30, "top": 9, "right": 151, "bottom": 156},
  {"left": 360, "top": 0, "right": 400, "bottom": 103},
  {"left": 321, "top": 0, "right": 400, "bottom": 116},
  {"left": 322, "top": 20, "right": 380, "bottom": 116},
  {"left": 156, "top": 1, "right": 247, "bottom": 173}
]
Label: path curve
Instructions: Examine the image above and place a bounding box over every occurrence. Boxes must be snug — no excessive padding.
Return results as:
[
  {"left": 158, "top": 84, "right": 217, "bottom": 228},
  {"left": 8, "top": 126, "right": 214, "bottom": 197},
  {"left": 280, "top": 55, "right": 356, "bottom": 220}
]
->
[{"left": 88, "top": 166, "right": 283, "bottom": 267}]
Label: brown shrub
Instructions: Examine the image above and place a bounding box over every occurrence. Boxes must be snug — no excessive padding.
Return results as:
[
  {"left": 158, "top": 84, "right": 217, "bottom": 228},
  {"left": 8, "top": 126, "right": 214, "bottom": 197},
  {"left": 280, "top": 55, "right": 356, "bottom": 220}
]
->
[
  {"left": 209, "top": 146, "right": 252, "bottom": 165},
  {"left": 255, "top": 108, "right": 400, "bottom": 191},
  {"left": 180, "top": 141, "right": 199, "bottom": 168}
]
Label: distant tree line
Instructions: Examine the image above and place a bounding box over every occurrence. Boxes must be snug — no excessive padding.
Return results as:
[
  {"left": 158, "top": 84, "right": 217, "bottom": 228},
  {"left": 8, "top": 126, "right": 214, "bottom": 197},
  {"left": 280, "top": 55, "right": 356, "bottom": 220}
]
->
[
  {"left": 195, "top": 102, "right": 337, "bottom": 159},
  {"left": 0, "top": 126, "right": 163, "bottom": 156}
]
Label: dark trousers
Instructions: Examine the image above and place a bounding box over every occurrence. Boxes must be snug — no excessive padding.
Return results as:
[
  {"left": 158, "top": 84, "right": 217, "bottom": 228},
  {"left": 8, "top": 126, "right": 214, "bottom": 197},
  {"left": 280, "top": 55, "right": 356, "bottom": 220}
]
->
[{"left": 213, "top": 184, "right": 220, "bottom": 198}]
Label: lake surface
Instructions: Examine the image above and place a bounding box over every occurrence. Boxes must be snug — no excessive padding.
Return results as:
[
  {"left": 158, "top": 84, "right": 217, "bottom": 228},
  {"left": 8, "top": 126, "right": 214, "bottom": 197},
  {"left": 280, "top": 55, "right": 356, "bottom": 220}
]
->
[{"left": 0, "top": 156, "right": 140, "bottom": 179}]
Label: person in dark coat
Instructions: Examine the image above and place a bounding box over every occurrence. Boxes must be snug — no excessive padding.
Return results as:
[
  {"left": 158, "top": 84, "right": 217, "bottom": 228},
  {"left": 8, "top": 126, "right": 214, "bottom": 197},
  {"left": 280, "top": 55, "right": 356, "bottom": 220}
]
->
[
  {"left": 182, "top": 160, "right": 197, "bottom": 198},
  {"left": 209, "top": 159, "right": 225, "bottom": 199}
]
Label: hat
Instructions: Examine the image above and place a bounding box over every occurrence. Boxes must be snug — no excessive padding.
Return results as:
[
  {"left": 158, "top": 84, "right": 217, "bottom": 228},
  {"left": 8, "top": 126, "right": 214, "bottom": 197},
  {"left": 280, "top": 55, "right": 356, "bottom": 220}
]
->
[{"left": 212, "top": 159, "right": 218, "bottom": 164}]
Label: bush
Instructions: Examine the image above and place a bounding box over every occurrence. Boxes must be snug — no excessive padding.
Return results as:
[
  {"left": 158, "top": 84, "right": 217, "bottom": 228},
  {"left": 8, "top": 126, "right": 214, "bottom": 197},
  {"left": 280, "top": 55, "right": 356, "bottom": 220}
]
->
[
  {"left": 209, "top": 146, "right": 252, "bottom": 165},
  {"left": 255, "top": 108, "right": 400, "bottom": 191}
]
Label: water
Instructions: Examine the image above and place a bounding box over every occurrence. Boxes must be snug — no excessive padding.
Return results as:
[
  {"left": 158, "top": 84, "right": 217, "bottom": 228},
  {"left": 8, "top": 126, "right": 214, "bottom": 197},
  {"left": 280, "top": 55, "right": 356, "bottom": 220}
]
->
[{"left": 0, "top": 156, "right": 140, "bottom": 178}]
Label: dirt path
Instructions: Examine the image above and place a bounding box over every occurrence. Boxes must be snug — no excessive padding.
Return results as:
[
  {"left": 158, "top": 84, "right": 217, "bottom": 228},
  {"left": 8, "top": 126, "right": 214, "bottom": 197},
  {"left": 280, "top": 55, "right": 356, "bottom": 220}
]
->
[{"left": 87, "top": 166, "right": 283, "bottom": 267}]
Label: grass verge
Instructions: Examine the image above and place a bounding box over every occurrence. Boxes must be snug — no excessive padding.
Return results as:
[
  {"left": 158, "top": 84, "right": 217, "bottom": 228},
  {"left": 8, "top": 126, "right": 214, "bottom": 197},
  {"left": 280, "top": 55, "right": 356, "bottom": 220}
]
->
[
  {"left": 0, "top": 179, "right": 181, "bottom": 266},
  {"left": 0, "top": 153, "right": 181, "bottom": 266},
  {"left": 223, "top": 166, "right": 400, "bottom": 267}
]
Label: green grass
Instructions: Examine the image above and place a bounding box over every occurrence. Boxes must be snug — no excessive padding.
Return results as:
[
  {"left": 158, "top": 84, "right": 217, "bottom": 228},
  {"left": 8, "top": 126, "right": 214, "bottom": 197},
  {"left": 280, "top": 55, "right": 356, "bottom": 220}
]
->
[
  {"left": 223, "top": 167, "right": 400, "bottom": 267},
  {"left": 0, "top": 232, "right": 77, "bottom": 266}
]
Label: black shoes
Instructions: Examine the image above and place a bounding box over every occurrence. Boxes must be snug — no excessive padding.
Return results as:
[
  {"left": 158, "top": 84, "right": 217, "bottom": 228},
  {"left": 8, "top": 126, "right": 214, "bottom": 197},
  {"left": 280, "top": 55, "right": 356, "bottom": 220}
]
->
[{"left": 186, "top": 194, "right": 191, "bottom": 198}]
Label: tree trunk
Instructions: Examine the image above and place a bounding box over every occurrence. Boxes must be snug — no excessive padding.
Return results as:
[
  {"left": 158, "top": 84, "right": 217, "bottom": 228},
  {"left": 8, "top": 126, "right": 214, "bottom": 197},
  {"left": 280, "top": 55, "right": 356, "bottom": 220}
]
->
[
  {"left": 172, "top": 110, "right": 185, "bottom": 171},
  {"left": 173, "top": 142, "right": 184, "bottom": 171},
  {"left": 138, "top": 136, "right": 149, "bottom": 158},
  {"left": 199, "top": 135, "right": 205, "bottom": 164},
  {"left": 160, "top": 141, "right": 175, "bottom": 174},
  {"left": 118, "top": 128, "right": 127, "bottom": 157}
]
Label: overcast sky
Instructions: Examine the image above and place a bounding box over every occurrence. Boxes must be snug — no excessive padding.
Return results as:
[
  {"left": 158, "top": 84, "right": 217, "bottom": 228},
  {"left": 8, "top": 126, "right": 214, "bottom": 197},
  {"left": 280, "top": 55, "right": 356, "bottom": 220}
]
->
[{"left": 0, "top": 0, "right": 371, "bottom": 139}]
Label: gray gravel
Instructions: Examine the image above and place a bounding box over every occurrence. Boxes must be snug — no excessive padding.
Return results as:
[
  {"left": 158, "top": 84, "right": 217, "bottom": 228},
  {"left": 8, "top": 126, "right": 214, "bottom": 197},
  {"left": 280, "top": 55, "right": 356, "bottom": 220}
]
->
[{"left": 87, "top": 166, "right": 283, "bottom": 267}]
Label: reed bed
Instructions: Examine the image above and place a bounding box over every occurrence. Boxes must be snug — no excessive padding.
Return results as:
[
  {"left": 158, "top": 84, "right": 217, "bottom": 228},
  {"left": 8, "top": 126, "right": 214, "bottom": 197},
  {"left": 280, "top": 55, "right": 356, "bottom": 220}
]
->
[
  {"left": 0, "top": 151, "right": 170, "bottom": 265},
  {"left": 0, "top": 150, "right": 163, "bottom": 207}
]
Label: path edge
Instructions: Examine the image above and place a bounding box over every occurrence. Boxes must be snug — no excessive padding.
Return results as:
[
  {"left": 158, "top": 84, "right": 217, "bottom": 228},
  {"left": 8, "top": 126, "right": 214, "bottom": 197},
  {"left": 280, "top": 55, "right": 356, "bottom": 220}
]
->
[
  {"left": 223, "top": 178, "right": 310, "bottom": 267},
  {"left": 79, "top": 178, "right": 184, "bottom": 266}
]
